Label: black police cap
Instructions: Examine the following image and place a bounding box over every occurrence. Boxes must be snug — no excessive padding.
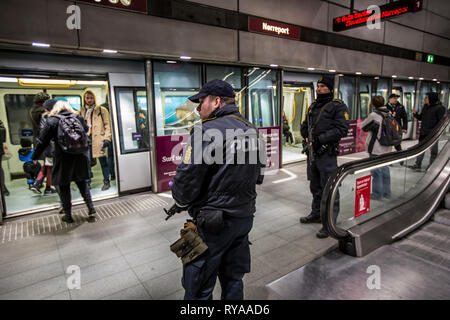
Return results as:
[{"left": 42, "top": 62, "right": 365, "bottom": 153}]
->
[
  {"left": 317, "top": 75, "right": 334, "bottom": 91},
  {"left": 188, "top": 79, "right": 235, "bottom": 103}
]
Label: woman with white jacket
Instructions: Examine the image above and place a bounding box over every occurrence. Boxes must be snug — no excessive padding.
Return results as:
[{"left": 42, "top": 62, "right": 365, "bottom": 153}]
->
[{"left": 361, "top": 96, "right": 393, "bottom": 200}]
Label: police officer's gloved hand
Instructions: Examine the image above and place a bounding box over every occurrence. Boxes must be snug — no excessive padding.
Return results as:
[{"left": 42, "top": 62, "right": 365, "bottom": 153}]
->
[{"left": 102, "top": 140, "right": 109, "bottom": 149}]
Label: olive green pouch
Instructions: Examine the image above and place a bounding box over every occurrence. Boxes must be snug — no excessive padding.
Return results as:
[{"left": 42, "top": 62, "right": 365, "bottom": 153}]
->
[{"left": 170, "top": 229, "right": 208, "bottom": 265}]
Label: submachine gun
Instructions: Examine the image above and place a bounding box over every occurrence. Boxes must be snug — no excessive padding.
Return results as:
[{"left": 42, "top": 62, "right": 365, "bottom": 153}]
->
[
  {"left": 301, "top": 109, "right": 315, "bottom": 166},
  {"left": 164, "top": 203, "right": 184, "bottom": 221}
]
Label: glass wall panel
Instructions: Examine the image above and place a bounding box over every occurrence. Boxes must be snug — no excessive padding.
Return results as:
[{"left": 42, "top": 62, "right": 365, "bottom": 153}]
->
[
  {"left": 439, "top": 82, "right": 450, "bottom": 110},
  {"left": 3, "top": 94, "right": 35, "bottom": 145},
  {"left": 153, "top": 61, "right": 201, "bottom": 136},
  {"left": 338, "top": 76, "right": 357, "bottom": 120},
  {"left": 419, "top": 81, "right": 431, "bottom": 112},
  {"left": 246, "top": 68, "right": 280, "bottom": 128},
  {"left": 206, "top": 65, "right": 244, "bottom": 114}
]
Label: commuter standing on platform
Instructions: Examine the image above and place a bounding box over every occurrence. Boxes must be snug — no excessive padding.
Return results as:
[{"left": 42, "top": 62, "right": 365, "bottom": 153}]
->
[
  {"left": 32, "top": 100, "right": 96, "bottom": 223},
  {"left": 79, "top": 90, "right": 113, "bottom": 191},
  {"left": 29, "top": 92, "right": 50, "bottom": 147},
  {"left": 300, "top": 75, "right": 349, "bottom": 239},
  {"left": 410, "top": 92, "right": 446, "bottom": 170},
  {"left": 386, "top": 93, "right": 408, "bottom": 153},
  {"left": 169, "top": 79, "right": 266, "bottom": 300}
]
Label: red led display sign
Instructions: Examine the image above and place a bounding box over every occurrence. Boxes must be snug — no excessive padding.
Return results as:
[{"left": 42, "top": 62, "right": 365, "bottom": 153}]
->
[
  {"left": 248, "top": 17, "right": 300, "bottom": 40},
  {"left": 333, "top": 0, "right": 422, "bottom": 32},
  {"left": 76, "top": 0, "right": 148, "bottom": 13}
]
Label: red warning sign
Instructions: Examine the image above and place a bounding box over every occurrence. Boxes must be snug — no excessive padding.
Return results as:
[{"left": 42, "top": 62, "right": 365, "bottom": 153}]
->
[{"left": 355, "top": 175, "right": 372, "bottom": 218}]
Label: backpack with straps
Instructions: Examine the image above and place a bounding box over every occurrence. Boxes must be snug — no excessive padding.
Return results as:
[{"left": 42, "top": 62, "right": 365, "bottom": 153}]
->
[
  {"left": 374, "top": 110, "right": 402, "bottom": 146},
  {"left": 54, "top": 114, "right": 88, "bottom": 154}
]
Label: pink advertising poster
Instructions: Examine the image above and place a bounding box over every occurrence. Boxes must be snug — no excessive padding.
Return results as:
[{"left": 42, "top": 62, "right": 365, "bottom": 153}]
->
[
  {"left": 339, "top": 120, "right": 356, "bottom": 155},
  {"left": 258, "top": 126, "right": 281, "bottom": 173},
  {"left": 355, "top": 175, "right": 372, "bottom": 218}
]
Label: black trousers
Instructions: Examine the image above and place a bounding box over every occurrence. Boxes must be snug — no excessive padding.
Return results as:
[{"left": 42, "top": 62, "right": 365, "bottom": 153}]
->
[
  {"left": 307, "top": 153, "right": 339, "bottom": 222},
  {"left": 415, "top": 135, "right": 439, "bottom": 167},
  {"left": 58, "top": 180, "right": 93, "bottom": 214}
]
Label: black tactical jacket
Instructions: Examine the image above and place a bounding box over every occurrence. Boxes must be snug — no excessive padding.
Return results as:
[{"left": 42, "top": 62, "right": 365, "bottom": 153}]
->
[
  {"left": 171, "top": 104, "right": 266, "bottom": 218},
  {"left": 414, "top": 102, "right": 446, "bottom": 137},
  {"left": 300, "top": 95, "right": 350, "bottom": 149}
]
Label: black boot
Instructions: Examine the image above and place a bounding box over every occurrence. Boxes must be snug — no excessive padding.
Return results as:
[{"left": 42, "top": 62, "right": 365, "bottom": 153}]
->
[
  {"left": 300, "top": 213, "right": 321, "bottom": 224},
  {"left": 316, "top": 228, "right": 329, "bottom": 239},
  {"left": 61, "top": 210, "right": 74, "bottom": 223}
]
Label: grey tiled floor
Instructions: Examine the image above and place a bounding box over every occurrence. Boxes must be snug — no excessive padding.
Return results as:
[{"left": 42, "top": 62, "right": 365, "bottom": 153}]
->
[{"left": 0, "top": 147, "right": 400, "bottom": 300}]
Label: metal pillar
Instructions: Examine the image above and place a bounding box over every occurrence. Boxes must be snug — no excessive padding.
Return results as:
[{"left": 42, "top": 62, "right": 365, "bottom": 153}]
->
[{"left": 145, "top": 60, "right": 159, "bottom": 193}]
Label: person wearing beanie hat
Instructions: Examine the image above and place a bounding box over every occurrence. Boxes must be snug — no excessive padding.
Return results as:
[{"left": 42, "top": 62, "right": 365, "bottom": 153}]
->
[
  {"left": 30, "top": 99, "right": 58, "bottom": 195},
  {"left": 386, "top": 93, "right": 408, "bottom": 157},
  {"left": 317, "top": 75, "right": 335, "bottom": 92},
  {"left": 410, "top": 91, "right": 446, "bottom": 170},
  {"left": 299, "top": 75, "right": 349, "bottom": 239},
  {"left": 361, "top": 96, "right": 393, "bottom": 200},
  {"left": 29, "top": 92, "right": 50, "bottom": 147}
]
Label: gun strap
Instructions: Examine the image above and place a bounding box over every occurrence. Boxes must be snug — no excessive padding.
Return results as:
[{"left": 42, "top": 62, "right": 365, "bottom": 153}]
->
[{"left": 309, "top": 101, "right": 333, "bottom": 131}]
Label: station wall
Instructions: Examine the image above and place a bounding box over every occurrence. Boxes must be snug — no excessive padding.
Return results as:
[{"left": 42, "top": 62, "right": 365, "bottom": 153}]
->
[{"left": 0, "top": 0, "right": 449, "bottom": 80}]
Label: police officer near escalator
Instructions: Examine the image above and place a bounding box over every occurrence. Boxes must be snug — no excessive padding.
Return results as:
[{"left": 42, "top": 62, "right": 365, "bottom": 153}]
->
[
  {"left": 300, "top": 75, "right": 349, "bottom": 239},
  {"left": 168, "top": 79, "right": 266, "bottom": 300}
]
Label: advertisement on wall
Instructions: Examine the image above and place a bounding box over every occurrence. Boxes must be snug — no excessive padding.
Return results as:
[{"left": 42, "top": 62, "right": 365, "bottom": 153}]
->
[
  {"left": 339, "top": 120, "right": 357, "bottom": 155},
  {"left": 355, "top": 175, "right": 372, "bottom": 218},
  {"left": 155, "top": 126, "right": 281, "bottom": 192}
]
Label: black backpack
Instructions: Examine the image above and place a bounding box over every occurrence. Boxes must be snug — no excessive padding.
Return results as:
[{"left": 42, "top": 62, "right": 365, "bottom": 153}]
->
[
  {"left": 54, "top": 114, "right": 88, "bottom": 154},
  {"left": 374, "top": 111, "right": 402, "bottom": 146}
]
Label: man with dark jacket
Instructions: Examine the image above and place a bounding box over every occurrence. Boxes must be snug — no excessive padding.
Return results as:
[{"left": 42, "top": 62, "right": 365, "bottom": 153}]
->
[
  {"left": 410, "top": 92, "right": 446, "bottom": 170},
  {"left": 386, "top": 93, "right": 408, "bottom": 152},
  {"left": 299, "top": 75, "right": 349, "bottom": 239},
  {"left": 169, "top": 79, "right": 265, "bottom": 300},
  {"left": 29, "top": 92, "right": 50, "bottom": 147}
]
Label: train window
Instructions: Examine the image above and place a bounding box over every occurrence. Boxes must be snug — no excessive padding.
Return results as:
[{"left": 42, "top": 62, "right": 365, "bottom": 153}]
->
[
  {"left": 206, "top": 65, "right": 245, "bottom": 115},
  {"left": 246, "top": 68, "right": 280, "bottom": 128},
  {"left": 404, "top": 93, "right": 413, "bottom": 120},
  {"left": 338, "top": 76, "right": 356, "bottom": 120},
  {"left": 440, "top": 83, "right": 450, "bottom": 109},
  {"left": 3, "top": 94, "right": 35, "bottom": 145},
  {"left": 376, "top": 78, "right": 389, "bottom": 104},
  {"left": 52, "top": 95, "right": 82, "bottom": 111},
  {"left": 153, "top": 61, "right": 201, "bottom": 136},
  {"left": 359, "top": 78, "right": 374, "bottom": 119},
  {"left": 115, "top": 88, "right": 149, "bottom": 154}
]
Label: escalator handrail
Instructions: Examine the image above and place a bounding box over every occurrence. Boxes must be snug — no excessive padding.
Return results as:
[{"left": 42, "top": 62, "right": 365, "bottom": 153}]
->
[{"left": 321, "top": 113, "right": 450, "bottom": 240}]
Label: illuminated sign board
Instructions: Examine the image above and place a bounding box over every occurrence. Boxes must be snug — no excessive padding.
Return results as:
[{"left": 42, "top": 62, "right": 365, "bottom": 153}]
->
[
  {"left": 76, "top": 0, "right": 147, "bottom": 13},
  {"left": 248, "top": 17, "right": 300, "bottom": 40},
  {"left": 333, "top": 0, "right": 422, "bottom": 32},
  {"left": 427, "top": 54, "right": 434, "bottom": 63}
]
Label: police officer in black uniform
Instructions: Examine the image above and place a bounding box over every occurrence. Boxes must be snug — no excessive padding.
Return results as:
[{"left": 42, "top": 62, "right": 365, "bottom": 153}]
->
[
  {"left": 300, "top": 75, "right": 349, "bottom": 239},
  {"left": 169, "top": 79, "right": 266, "bottom": 300},
  {"left": 386, "top": 93, "right": 408, "bottom": 152}
]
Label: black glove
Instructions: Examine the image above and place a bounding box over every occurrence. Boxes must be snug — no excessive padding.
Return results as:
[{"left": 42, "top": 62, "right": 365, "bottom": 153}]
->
[{"left": 102, "top": 140, "right": 109, "bottom": 149}]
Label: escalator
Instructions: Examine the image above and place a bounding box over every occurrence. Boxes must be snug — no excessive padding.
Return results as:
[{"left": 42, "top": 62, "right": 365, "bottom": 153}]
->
[{"left": 267, "top": 114, "right": 450, "bottom": 299}]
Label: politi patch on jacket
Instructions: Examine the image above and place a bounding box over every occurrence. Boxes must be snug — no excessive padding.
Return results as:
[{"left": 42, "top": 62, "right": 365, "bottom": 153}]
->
[{"left": 344, "top": 112, "right": 349, "bottom": 120}]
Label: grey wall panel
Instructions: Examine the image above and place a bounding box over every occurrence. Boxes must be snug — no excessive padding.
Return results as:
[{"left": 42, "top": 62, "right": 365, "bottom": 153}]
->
[
  {"left": 424, "top": 12, "right": 450, "bottom": 39},
  {"left": 186, "top": 0, "right": 237, "bottom": 11},
  {"left": 328, "top": 4, "right": 385, "bottom": 43},
  {"left": 239, "top": 32, "right": 327, "bottom": 69},
  {"left": 0, "top": 51, "right": 144, "bottom": 74},
  {"left": 352, "top": 0, "right": 388, "bottom": 11},
  {"left": 0, "top": 0, "right": 77, "bottom": 47},
  {"left": 390, "top": 10, "right": 427, "bottom": 30},
  {"left": 423, "top": 33, "right": 450, "bottom": 57},
  {"left": 327, "top": 47, "right": 382, "bottom": 75},
  {"left": 426, "top": 0, "right": 450, "bottom": 19},
  {"left": 240, "top": 0, "right": 329, "bottom": 31},
  {"left": 419, "top": 62, "right": 450, "bottom": 80},
  {"left": 78, "top": 4, "right": 237, "bottom": 61},
  {"left": 384, "top": 22, "right": 424, "bottom": 52},
  {"left": 330, "top": 0, "right": 350, "bottom": 7},
  {"left": 382, "top": 56, "right": 421, "bottom": 78}
]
